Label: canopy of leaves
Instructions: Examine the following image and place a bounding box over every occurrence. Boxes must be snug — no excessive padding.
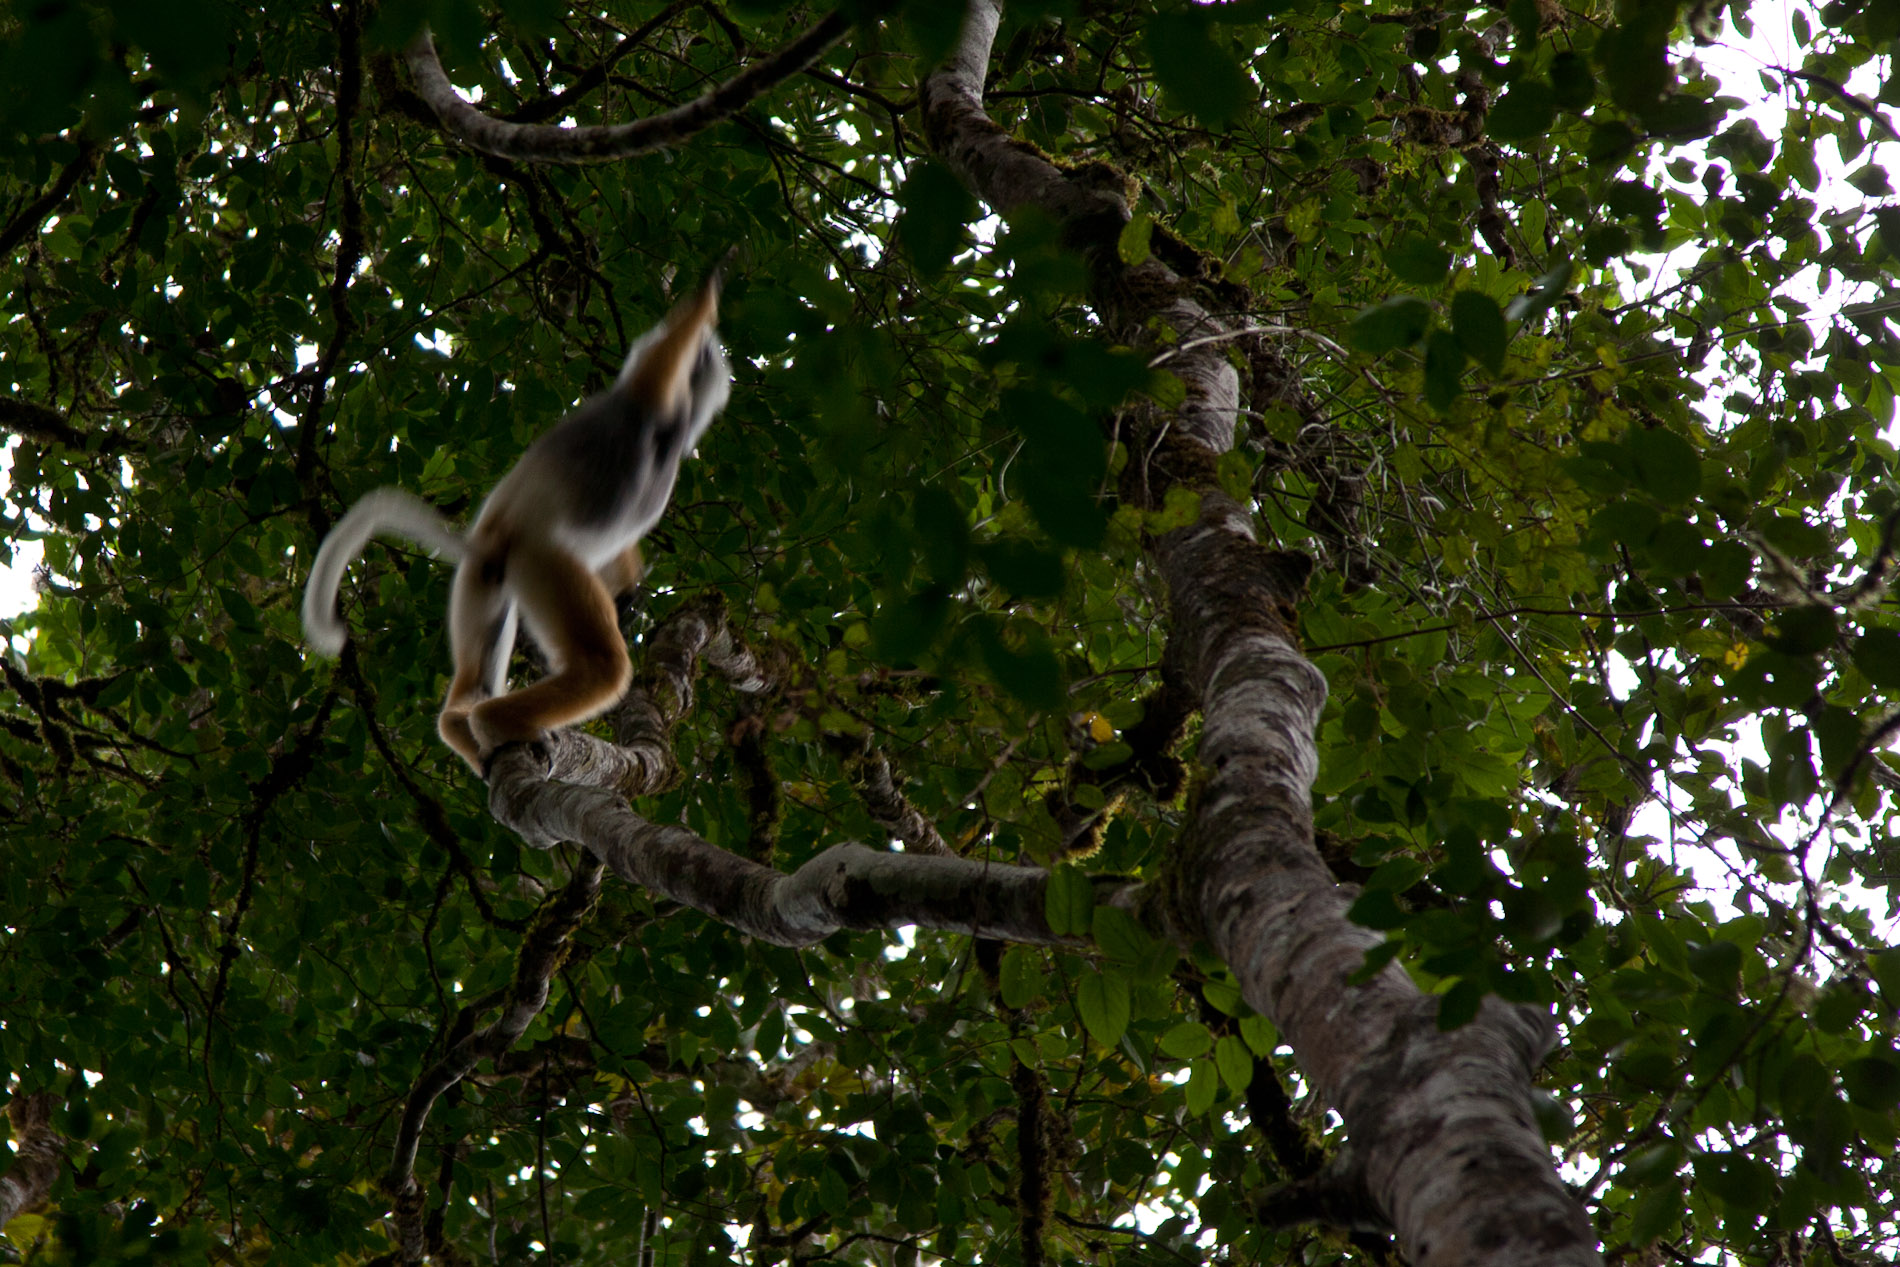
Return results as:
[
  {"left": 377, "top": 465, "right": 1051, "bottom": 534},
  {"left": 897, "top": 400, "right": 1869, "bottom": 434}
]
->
[{"left": 1, "top": 0, "right": 1899, "bottom": 1264}]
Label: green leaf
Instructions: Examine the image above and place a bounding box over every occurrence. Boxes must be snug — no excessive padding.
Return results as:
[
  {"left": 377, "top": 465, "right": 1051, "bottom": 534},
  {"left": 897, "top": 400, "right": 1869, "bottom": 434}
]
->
[
  {"left": 1626, "top": 428, "right": 1701, "bottom": 504},
  {"left": 1489, "top": 80, "right": 1557, "bottom": 143},
  {"left": 912, "top": 486, "right": 969, "bottom": 587},
  {"left": 1239, "top": 1014, "right": 1276, "bottom": 1056},
  {"left": 1700, "top": 540, "right": 1753, "bottom": 598},
  {"left": 872, "top": 589, "right": 949, "bottom": 664},
  {"left": 1764, "top": 606, "right": 1836, "bottom": 656},
  {"left": 1076, "top": 971, "right": 1131, "bottom": 1047},
  {"left": 1874, "top": 206, "right": 1900, "bottom": 253},
  {"left": 1118, "top": 214, "right": 1154, "bottom": 266},
  {"left": 1710, "top": 118, "right": 1775, "bottom": 172},
  {"left": 1436, "top": 978, "right": 1484, "bottom": 1030},
  {"left": 1873, "top": 947, "right": 1900, "bottom": 1003},
  {"left": 1550, "top": 51, "right": 1596, "bottom": 110},
  {"left": 999, "top": 947, "right": 1042, "bottom": 1009},
  {"left": 110, "top": 0, "right": 233, "bottom": 94},
  {"left": 1348, "top": 888, "right": 1406, "bottom": 930},
  {"left": 978, "top": 540, "right": 1066, "bottom": 600},
  {"left": 976, "top": 620, "right": 1066, "bottom": 710},
  {"left": 1201, "top": 977, "right": 1242, "bottom": 1015},
  {"left": 1753, "top": 514, "right": 1830, "bottom": 559},
  {"left": 1214, "top": 1034, "right": 1253, "bottom": 1094},
  {"left": 1842, "top": 1053, "right": 1900, "bottom": 1110},
  {"left": 1423, "top": 329, "right": 1466, "bottom": 410},
  {"left": 1695, "top": 1151, "right": 1774, "bottom": 1218},
  {"left": 1506, "top": 259, "right": 1573, "bottom": 321},
  {"left": 1450, "top": 290, "right": 1508, "bottom": 373},
  {"left": 1145, "top": 13, "right": 1252, "bottom": 127},
  {"left": 1349, "top": 295, "right": 1432, "bottom": 354},
  {"left": 1686, "top": 940, "right": 1741, "bottom": 992},
  {"left": 896, "top": 161, "right": 976, "bottom": 276},
  {"left": 1185, "top": 1059, "right": 1218, "bottom": 1115},
  {"left": 1159, "top": 1021, "right": 1214, "bottom": 1060},
  {"left": 1092, "top": 905, "right": 1159, "bottom": 967},
  {"left": 1584, "top": 120, "right": 1639, "bottom": 165},
  {"left": 1847, "top": 164, "right": 1894, "bottom": 197},
  {"left": 1384, "top": 234, "right": 1451, "bottom": 286},
  {"left": 1855, "top": 630, "right": 1900, "bottom": 687},
  {"left": 1596, "top": 15, "right": 1671, "bottom": 115},
  {"left": 898, "top": 1, "right": 964, "bottom": 65},
  {"left": 1045, "top": 864, "right": 1094, "bottom": 936}
]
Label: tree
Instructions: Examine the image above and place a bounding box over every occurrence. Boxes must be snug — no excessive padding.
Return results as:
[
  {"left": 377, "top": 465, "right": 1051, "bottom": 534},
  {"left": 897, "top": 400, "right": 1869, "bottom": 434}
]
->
[{"left": 2, "top": 0, "right": 1898, "bottom": 1263}]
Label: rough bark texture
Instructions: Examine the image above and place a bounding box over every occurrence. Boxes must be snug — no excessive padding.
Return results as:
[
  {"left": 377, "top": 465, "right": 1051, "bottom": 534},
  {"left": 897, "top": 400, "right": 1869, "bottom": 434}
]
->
[
  {"left": 490, "top": 771, "right": 1109, "bottom": 949},
  {"left": 0, "top": 1091, "right": 63, "bottom": 1234},
  {"left": 403, "top": 13, "right": 848, "bottom": 164},
  {"left": 919, "top": 3, "right": 1602, "bottom": 1264}
]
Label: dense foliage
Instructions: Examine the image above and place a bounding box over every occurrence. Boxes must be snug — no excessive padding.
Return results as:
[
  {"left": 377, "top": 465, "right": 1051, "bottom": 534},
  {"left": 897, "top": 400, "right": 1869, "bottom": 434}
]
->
[{"left": 3, "top": 0, "right": 1900, "bottom": 1263}]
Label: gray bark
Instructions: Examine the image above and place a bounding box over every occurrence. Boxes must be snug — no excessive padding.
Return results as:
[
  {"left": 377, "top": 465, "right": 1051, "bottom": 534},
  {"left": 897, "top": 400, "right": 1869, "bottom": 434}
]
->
[
  {"left": 403, "top": 13, "right": 848, "bottom": 165},
  {"left": 918, "top": 3, "right": 1602, "bottom": 1264},
  {"left": 0, "top": 1091, "right": 63, "bottom": 1235}
]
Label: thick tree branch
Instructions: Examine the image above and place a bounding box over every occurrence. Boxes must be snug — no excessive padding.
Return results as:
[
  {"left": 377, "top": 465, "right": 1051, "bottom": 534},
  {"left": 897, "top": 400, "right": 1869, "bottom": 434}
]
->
[
  {"left": 488, "top": 762, "right": 1104, "bottom": 948},
  {"left": 0, "top": 1091, "right": 64, "bottom": 1233},
  {"left": 834, "top": 738, "right": 955, "bottom": 857},
  {"left": 403, "top": 11, "right": 849, "bottom": 163},
  {"left": 918, "top": 3, "right": 1600, "bottom": 1264},
  {"left": 0, "top": 395, "right": 132, "bottom": 455}
]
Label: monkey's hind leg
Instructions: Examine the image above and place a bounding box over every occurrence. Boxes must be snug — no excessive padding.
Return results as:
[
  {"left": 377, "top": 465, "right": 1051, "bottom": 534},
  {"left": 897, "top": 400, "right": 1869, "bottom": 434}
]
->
[
  {"left": 467, "top": 540, "right": 632, "bottom": 762},
  {"left": 439, "top": 551, "right": 515, "bottom": 772},
  {"left": 598, "top": 544, "right": 644, "bottom": 598},
  {"left": 600, "top": 543, "right": 645, "bottom": 628}
]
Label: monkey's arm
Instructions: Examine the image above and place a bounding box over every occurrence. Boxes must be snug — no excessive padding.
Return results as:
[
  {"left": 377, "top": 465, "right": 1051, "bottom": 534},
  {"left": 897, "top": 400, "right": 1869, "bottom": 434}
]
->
[{"left": 302, "top": 488, "right": 466, "bottom": 656}]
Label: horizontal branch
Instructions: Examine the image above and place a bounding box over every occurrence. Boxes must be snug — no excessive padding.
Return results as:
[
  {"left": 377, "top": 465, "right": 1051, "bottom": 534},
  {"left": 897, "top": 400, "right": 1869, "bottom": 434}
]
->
[
  {"left": 485, "top": 752, "right": 1119, "bottom": 948},
  {"left": 404, "top": 12, "right": 849, "bottom": 164}
]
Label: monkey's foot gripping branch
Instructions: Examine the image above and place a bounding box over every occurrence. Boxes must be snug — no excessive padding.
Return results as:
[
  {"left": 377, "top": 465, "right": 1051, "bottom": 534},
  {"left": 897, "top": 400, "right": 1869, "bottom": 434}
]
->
[{"left": 484, "top": 751, "right": 1128, "bottom": 950}]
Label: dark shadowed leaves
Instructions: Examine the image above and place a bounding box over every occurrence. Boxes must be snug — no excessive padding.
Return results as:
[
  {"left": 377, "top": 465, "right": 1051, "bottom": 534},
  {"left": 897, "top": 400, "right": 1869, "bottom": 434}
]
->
[
  {"left": 1350, "top": 295, "right": 1431, "bottom": 354},
  {"left": 897, "top": 161, "right": 977, "bottom": 276},
  {"left": 1423, "top": 329, "right": 1465, "bottom": 409},
  {"left": 1001, "top": 388, "right": 1108, "bottom": 548},
  {"left": 978, "top": 540, "right": 1066, "bottom": 599},
  {"left": 974, "top": 617, "right": 1064, "bottom": 710},
  {"left": 1145, "top": 12, "right": 1252, "bottom": 128},
  {"left": 1451, "top": 290, "right": 1508, "bottom": 372},
  {"left": 1506, "top": 259, "right": 1573, "bottom": 322},
  {"left": 1551, "top": 51, "right": 1596, "bottom": 110},
  {"left": 1627, "top": 428, "right": 1701, "bottom": 504},
  {"left": 1853, "top": 630, "right": 1900, "bottom": 688},
  {"left": 1385, "top": 233, "right": 1452, "bottom": 286},
  {"left": 1489, "top": 80, "right": 1557, "bottom": 143}
]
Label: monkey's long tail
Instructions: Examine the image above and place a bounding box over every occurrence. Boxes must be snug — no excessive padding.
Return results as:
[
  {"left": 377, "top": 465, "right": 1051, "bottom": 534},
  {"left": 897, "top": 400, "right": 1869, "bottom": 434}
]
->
[{"left": 301, "top": 487, "right": 466, "bottom": 656}]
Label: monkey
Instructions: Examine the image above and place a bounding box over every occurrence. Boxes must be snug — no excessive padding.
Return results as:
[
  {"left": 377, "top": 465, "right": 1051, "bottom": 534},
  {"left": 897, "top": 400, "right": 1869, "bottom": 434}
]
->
[{"left": 301, "top": 269, "right": 730, "bottom": 773}]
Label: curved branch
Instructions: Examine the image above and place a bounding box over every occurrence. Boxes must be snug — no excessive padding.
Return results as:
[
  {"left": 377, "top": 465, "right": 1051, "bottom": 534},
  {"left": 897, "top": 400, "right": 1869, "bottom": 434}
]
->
[
  {"left": 384, "top": 858, "right": 604, "bottom": 1258},
  {"left": 917, "top": 0, "right": 1236, "bottom": 457},
  {"left": 403, "top": 11, "right": 850, "bottom": 164}
]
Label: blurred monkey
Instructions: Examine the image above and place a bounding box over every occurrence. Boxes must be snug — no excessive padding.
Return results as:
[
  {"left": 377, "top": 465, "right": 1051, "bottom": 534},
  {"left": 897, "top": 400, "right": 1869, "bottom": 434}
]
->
[{"left": 302, "top": 271, "right": 730, "bottom": 772}]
